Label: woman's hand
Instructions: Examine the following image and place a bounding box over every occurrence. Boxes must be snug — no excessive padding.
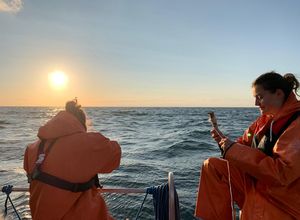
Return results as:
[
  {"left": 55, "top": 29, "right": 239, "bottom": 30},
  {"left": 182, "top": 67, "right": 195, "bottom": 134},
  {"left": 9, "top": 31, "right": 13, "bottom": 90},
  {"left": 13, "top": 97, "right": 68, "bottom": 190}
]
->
[
  {"left": 210, "top": 127, "right": 235, "bottom": 156},
  {"left": 219, "top": 137, "right": 235, "bottom": 154},
  {"left": 210, "top": 128, "right": 225, "bottom": 144}
]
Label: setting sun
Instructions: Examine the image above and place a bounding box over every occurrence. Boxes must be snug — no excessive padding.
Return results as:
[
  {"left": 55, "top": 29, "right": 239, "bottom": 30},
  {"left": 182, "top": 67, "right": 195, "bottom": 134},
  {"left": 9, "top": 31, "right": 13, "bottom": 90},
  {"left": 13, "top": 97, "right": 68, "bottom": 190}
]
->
[{"left": 48, "top": 71, "right": 68, "bottom": 90}]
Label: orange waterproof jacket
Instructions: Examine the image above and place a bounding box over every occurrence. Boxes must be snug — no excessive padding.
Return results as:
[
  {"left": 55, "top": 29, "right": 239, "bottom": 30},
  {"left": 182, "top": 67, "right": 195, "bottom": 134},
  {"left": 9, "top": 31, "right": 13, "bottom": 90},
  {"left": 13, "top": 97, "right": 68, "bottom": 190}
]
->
[
  {"left": 23, "top": 111, "right": 121, "bottom": 220},
  {"left": 226, "top": 92, "right": 300, "bottom": 219}
]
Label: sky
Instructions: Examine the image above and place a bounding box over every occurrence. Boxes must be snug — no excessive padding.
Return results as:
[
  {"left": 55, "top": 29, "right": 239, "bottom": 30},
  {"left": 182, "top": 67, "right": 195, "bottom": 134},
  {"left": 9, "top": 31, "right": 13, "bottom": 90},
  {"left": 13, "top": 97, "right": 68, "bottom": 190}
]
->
[{"left": 1, "top": 0, "right": 300, "bottom": 107}]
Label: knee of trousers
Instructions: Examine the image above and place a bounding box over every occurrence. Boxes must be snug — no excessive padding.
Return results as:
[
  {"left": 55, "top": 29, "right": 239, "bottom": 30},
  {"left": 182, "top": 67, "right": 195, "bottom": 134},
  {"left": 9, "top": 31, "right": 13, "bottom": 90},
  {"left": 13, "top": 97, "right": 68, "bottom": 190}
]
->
[{"left": 202, "top": 157, "right": 226, "bottom": 174}]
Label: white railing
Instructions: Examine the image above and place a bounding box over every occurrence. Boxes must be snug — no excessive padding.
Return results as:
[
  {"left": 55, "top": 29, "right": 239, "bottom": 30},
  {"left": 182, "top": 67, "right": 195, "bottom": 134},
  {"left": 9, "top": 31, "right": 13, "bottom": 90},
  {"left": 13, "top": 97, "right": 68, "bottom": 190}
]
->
[
  {"left": 3, "top": 172, "right": 176, "bottom": 220},
  {"left": 168, "top": 172, "right": 175, "bottom": 220}
]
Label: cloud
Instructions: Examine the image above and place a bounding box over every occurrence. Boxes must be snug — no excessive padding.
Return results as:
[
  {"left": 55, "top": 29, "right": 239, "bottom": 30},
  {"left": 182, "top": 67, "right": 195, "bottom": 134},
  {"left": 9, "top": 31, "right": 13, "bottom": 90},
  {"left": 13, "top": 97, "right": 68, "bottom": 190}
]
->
[{"left": 0, "top": 0, "right": 23, "bottom": 13}]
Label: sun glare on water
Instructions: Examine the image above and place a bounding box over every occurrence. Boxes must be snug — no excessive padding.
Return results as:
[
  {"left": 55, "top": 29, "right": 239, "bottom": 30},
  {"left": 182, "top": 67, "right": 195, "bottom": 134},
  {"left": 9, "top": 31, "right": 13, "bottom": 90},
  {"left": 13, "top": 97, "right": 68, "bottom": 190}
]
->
[{"left": 48, "top": 71, "right": 68, "bottom": 90}]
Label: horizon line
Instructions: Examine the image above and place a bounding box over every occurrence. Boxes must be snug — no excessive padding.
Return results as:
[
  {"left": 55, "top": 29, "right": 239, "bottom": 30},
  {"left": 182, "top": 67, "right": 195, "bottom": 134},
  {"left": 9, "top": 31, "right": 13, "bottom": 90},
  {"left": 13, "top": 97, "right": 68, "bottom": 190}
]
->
[{"left": 0, "top": 105, "right": 256, "bottom": 108}]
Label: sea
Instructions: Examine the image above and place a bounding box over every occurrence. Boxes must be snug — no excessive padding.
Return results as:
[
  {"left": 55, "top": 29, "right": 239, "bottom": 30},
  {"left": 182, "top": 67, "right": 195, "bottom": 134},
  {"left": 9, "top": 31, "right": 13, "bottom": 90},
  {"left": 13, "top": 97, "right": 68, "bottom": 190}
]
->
[{"left": 0, "top": 107, "right": 259, "bottom": 220}]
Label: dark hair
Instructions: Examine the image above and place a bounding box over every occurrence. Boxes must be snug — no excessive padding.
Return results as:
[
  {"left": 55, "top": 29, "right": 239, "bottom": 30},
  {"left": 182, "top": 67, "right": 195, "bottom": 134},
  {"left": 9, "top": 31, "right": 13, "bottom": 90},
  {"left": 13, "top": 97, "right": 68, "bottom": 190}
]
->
[
  {"left": 252, "top": 71, "right": 300, "bottom": 100},
  {"left": 65, "top": 99, "right": 87, "bottom": 131}
]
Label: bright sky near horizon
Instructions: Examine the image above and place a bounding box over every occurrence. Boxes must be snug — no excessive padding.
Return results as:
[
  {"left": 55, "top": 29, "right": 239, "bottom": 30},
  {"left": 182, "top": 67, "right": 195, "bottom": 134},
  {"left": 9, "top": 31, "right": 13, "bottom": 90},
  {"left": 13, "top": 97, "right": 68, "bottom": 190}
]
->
[{"left": 1, "top": 0, "right": 300, "bottom": 107}]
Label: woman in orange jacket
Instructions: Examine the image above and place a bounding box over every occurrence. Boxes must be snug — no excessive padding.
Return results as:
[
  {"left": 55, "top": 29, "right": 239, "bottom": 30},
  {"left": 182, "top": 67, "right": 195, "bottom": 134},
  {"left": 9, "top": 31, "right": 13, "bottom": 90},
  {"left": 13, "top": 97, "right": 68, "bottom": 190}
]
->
[
  {"left": 24, "top": 100, "right": 121, "bottom": 220},
  {"left": 195, "top": 72, "right": 300, "bottom": 220}
]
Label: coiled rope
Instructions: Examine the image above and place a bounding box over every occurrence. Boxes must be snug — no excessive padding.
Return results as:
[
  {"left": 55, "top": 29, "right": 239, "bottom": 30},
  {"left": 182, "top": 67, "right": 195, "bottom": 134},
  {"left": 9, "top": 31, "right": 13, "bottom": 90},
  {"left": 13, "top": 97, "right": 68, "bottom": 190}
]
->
[
  {"left": 136, "top": 183, "right": 180, "bottom": 220},
  {"left": 2, "top": 185, "right": 21, "bottom": 220}
]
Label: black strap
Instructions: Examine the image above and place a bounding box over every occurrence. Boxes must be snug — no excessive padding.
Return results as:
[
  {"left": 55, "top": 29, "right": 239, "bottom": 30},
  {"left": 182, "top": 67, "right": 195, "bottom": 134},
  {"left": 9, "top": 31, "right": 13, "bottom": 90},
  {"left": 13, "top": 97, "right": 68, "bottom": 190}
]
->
[
  {"left": 276, "top": 111, "right": 300, "bottom": 137},
  {"left": 257, "top": 111, "right": 300, "bottom": 156},
  {"left": 30, "top": 139, "right": 101, "bottom": 192},
  {"left": 34, "top": 172, "right": 98, "bottom": 192}
]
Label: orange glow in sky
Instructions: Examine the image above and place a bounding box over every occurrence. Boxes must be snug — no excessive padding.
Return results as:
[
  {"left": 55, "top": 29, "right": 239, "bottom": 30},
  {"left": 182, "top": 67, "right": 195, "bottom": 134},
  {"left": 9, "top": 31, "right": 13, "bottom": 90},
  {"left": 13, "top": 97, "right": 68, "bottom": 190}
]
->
[{"left": 1, "top": 1, "right": 299, "bottom": 107}]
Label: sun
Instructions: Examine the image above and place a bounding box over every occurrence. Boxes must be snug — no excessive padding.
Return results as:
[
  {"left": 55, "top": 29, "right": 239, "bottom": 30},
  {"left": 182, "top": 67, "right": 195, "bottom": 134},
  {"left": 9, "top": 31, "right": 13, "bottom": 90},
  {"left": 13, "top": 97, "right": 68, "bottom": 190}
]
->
[{"left": 48, "top": 71, "right": 68, "bottom": 90}]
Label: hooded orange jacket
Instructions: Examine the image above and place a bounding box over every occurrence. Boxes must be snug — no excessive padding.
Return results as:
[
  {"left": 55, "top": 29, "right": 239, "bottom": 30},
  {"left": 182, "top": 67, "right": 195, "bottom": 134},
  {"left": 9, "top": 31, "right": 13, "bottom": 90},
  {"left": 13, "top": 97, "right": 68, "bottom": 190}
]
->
[
  {"left": 23, "top": 111, "right": 121, "bottom": 220},
  {"left": 226, "top": 92, "right": 300, "bottom": 219}
]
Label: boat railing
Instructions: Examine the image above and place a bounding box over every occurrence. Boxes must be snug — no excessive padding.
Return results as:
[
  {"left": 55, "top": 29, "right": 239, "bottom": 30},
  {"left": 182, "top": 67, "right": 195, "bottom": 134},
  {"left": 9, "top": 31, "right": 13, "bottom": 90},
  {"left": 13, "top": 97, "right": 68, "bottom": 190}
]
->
[
  {"left": 168, "top": 172, "right": 175, "bottom": 220},
  {"left": 2, "top": 172, "right": 176, "bottom": 220}
]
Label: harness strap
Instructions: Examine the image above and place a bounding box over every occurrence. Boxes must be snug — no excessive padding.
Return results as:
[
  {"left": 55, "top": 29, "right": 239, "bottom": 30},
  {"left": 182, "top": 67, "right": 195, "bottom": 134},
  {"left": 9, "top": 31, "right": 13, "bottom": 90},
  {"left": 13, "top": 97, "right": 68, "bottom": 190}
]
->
[
  {"left": 34, "top": 172, "right": 98, "bottom": 192},
  {"left": 276, "top": 111, "right": 300, "bottom": 137},
  {"left": 29, "top": 139, "right": 102, "bottom": 192},
  {"left": 257, "top": 111, "right": 300, "bottom": 156}
]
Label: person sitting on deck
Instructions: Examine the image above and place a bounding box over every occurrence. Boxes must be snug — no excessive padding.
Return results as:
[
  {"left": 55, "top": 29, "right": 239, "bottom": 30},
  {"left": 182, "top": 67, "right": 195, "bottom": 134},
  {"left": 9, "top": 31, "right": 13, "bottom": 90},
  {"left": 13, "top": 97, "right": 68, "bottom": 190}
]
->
[
  {"left": 24, "top": 99, "right": 121, "bottom": 220},
  {"left": 195, "top": 71, "right": 300, "bottom": 220}
]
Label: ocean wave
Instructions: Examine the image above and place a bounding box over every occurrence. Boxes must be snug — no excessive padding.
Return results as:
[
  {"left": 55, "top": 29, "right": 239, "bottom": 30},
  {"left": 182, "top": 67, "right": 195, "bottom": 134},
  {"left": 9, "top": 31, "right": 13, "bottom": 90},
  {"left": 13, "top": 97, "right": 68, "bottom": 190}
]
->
[
  {"left": 0, "top": 120, "right": 11, "bottom": 125},
  {"left": 109, "top": 110, "right": 150, "bottom": 117},
  {"left": 186, "top": 129, "right": 210, "bottom": 139},
  {"left": 170, "top": 140, "right": 205, "bottom": 151},
  {"left": 0, "top": 140, "right": 22, "bottom": 145},
  {"left": 147, "top": 140, "right": 213, "bottom": 159}
]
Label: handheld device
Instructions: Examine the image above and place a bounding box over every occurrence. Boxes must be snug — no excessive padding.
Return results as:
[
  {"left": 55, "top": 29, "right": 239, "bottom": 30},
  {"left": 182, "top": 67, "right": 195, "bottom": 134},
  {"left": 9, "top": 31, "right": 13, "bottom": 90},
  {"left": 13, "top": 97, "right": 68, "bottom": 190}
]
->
[
  {"left": 208, "top": 111, "right": 224, "bottom": 138},
  {"left": 208, "top": 112, "right": 218, "bottom": 128}
]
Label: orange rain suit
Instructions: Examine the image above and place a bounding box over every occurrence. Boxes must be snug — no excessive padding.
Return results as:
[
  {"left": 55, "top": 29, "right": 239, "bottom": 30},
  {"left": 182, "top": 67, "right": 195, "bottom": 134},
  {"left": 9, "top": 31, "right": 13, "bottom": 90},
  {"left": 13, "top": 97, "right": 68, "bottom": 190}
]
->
[
  {"left": 195, "top": 92, "right": 300, "bottom": 220},
  {"left": 24, "top": 111, "right": 121, "bottom": 220}
]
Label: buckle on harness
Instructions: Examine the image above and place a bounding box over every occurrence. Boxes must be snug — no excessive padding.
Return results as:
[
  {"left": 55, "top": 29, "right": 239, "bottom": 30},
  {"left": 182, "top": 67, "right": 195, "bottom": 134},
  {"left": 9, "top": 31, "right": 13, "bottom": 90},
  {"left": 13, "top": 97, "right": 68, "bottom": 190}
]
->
[
  {"left": 36, "top": 153, "right": 45, "bottom": 164},
  {"left": 28, "top": 167, "right": 41, "bottom": 183}
]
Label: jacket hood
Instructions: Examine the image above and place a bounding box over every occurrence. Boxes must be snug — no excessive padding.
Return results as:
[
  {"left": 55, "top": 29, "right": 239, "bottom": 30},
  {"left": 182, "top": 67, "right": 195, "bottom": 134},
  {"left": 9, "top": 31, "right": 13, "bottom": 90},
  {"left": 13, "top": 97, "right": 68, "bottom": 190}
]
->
[
  {"left": 38, "top": 111, "right": 86, "bottom": 140},
  {"left": 273, "top": 92, "right": 300, "bottom": 121}
]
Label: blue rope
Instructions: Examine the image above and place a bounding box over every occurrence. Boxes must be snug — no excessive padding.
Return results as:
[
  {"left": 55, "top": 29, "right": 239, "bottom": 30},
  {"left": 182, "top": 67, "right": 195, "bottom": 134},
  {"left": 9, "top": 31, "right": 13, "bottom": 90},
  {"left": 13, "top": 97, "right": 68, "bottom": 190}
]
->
[
  {"left": 135, "top": 189, "right": 149, "bottom": 220},
  {"left": 135, "top": 186, "right": 158, "bottom": 219},
  {"left": 135, "top": 184, "right": 180, "bottom": 220},
  {"left": 2, "top": 185, "right": 22, "bottom": 220}
]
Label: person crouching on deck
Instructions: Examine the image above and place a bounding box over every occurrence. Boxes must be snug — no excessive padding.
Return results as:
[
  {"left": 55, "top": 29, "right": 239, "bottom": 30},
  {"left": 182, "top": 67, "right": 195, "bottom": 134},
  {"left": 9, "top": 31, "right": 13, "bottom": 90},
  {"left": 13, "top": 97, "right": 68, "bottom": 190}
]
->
[
  {"left": 195, "top": 72, "right": 300, "bottom": 220},
  {"left": 24, "top": 99, "right": 121, "bottom": 220}
]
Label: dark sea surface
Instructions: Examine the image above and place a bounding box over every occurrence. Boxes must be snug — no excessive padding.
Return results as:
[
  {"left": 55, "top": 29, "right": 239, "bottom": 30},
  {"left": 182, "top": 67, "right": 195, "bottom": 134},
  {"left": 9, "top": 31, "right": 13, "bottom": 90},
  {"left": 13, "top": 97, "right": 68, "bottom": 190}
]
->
[{"left": 0, "top": 107, "right": 259, "bottom": 219}]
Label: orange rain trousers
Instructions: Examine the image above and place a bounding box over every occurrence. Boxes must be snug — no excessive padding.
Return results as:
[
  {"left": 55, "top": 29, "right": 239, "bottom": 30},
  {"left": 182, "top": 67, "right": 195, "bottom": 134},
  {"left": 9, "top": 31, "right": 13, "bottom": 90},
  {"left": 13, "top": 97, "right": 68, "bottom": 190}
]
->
[{"left": 195, "top": 157, "right": 295, "bottom": 220}]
